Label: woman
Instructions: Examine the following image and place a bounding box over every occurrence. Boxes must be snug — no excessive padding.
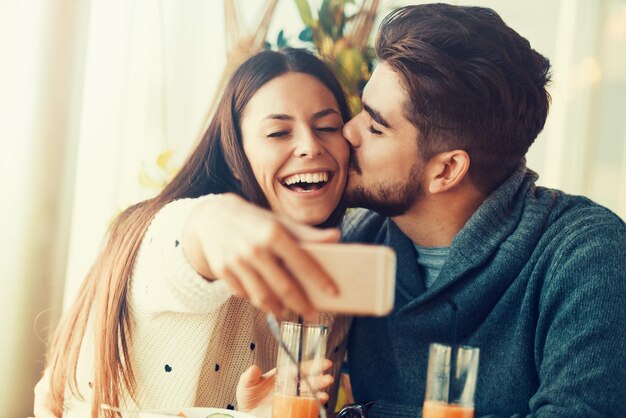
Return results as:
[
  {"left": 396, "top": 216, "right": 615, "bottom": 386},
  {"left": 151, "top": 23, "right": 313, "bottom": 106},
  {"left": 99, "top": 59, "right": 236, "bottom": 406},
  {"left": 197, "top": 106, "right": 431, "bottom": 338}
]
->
[{"left": 40, "top": 48, "right": 352, "bottom": 418}]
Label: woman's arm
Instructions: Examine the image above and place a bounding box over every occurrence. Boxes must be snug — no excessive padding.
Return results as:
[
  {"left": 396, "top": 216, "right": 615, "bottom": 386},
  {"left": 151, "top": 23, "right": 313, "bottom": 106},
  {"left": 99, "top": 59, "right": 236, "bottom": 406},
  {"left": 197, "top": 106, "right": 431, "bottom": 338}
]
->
[{"left": 181, "top": 193, "right": 340, "bottom": 316}]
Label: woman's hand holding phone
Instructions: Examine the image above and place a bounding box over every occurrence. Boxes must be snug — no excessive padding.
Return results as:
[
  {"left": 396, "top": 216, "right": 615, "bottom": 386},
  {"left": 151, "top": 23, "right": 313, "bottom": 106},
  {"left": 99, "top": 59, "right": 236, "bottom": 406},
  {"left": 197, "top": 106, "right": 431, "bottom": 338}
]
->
[{"left": 183, "top": 193, "right": 340, "bottom": 317}]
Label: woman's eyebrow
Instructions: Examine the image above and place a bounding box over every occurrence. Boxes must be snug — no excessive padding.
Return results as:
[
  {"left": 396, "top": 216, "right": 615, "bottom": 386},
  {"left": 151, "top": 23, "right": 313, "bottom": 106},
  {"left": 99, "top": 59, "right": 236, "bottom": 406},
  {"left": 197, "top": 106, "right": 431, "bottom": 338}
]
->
[
  {"left": 312, "top": 108, "right": 340, "bottom": 120},
  {"left": 263, "top": 113, "right": 294, "bottom": 121},
  {"left": 262, "top": 108, "right": 339, "bottom": 122}
]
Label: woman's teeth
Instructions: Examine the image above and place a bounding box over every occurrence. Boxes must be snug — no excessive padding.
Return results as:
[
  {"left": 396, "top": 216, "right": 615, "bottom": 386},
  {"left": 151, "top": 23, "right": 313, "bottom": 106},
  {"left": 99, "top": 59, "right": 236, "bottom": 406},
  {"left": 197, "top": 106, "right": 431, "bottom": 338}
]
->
[
  {"left": 283, "top": 172, "right": 328, "bottom": 185},
  {"left": 281, "top": 171, "right": 330, "bottom": 192}
]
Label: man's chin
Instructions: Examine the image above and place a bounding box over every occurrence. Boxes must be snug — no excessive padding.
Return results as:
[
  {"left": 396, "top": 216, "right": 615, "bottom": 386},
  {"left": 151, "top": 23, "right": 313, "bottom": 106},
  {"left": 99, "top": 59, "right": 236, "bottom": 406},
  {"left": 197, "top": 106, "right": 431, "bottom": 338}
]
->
[{"left": 344, "top": 186, "right": 413, "bottom": 218}]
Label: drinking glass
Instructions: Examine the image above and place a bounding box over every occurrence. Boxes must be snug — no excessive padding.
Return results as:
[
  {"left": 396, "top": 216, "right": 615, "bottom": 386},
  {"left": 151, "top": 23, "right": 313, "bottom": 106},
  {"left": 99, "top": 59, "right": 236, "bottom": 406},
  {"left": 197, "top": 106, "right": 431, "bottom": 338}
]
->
[
  {"left": 423, "top": 343, "right": 480, "bottom": 418},
  {"left": 272, "top": 321, "right": 329, "bottom": 418}
]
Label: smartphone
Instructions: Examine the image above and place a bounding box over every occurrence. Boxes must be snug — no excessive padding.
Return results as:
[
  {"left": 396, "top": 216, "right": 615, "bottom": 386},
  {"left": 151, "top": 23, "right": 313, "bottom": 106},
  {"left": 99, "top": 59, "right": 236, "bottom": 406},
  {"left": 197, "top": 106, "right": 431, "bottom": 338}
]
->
[{"left": 300, "top": 242, "right": 396, "bottom": 316}]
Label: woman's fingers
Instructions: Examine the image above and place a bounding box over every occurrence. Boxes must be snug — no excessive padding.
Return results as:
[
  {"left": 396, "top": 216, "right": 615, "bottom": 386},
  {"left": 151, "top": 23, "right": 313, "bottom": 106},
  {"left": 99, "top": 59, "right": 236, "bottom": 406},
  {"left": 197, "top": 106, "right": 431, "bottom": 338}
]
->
[
  {"left": 318, "top": 374, "right": 335, "bottom": 390},
  {"left": 236, "top": 366, "right": 277, "bottom": 413},
  {"left": 317, "top": 391, "right": 330, "bottom": 405},
  {"left": 239, "top": 365, "right": 263, "bottom": 388},
  {"left": 272, "top": 228, "right": 339, "bottom": 298},
  {"left": 220, "top": 267, "right": 249, "bottom": 299},
  {"left": 298, "top": 358, "right": 333, "bottom": 376},
  {"left": 303, "top": 373, "right": 335, "bottom": 392},
  {"left": 230, "top": 259, "right": 284, "bottom": 316},
  {"left": 248, "top": 249, "right": 314, "bottom": 316},
  {"left": 189, "top": 195, "right": 342, "bottom": 317}
]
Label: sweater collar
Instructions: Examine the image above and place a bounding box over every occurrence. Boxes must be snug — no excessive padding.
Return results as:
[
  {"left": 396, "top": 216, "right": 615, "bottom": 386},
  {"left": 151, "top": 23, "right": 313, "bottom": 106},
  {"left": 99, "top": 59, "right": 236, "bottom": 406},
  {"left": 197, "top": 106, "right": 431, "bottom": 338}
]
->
[
  {"left": 432, "top": 161, "right": 536, "bottom": 291},
  {"left": 452, "top": 160, "right": 537, "bottom": 260},
  {"left": 396, "top": 160, "right": 538, "bottom": 307}
]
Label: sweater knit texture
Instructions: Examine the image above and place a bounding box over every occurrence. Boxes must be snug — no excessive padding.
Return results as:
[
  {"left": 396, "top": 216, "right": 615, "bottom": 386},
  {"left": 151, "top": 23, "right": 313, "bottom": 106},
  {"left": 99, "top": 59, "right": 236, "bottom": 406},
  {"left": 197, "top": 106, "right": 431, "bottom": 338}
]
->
[
  {"left": 62, "top": 196, "right": 350, "bottom": 417},
  {"left": 341, "top": 163, "right": 626, "bottom": 418}
]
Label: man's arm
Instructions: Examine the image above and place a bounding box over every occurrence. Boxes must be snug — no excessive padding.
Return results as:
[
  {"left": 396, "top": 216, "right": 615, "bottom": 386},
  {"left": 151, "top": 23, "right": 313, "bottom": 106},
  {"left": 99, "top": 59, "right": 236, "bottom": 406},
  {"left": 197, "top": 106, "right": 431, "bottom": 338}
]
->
[{"left": 526, "top": 220, "right": 626, "bottom": 417}]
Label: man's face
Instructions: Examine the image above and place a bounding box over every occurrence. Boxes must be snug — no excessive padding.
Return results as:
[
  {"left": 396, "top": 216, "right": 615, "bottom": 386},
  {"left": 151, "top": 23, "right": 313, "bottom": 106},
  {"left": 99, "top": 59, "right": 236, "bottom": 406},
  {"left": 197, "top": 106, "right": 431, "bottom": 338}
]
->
[{"left": 343, "top": 63, "right": 425, "bottom": 217}]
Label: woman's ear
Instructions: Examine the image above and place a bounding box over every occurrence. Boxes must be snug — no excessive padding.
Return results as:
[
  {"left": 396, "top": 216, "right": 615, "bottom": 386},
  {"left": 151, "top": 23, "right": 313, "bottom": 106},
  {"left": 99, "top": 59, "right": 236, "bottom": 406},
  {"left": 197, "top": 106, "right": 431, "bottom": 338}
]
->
[{"left": 426, "top": 150, "right": 470, "bottom": 194}]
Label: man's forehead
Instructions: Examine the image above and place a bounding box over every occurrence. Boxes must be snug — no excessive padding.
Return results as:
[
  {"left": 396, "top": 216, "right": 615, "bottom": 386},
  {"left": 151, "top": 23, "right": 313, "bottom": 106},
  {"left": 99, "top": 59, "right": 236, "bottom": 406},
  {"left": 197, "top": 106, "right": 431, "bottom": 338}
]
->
[{"left": 362, "top": 64, "right": 408, "bottom": 123}]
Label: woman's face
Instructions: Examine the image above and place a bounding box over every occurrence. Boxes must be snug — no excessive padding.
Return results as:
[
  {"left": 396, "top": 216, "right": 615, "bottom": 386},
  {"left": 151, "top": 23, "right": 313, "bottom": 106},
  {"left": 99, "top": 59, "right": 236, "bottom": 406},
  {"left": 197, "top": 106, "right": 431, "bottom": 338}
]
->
[{"left": 241, "top": 72, "right": 349, "bottom": 225}]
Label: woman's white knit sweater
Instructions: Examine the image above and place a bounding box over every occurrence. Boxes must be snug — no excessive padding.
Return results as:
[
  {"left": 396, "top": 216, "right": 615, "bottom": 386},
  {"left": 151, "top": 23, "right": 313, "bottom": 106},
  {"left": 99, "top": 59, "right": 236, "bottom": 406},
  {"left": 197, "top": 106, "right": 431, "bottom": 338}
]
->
[{"left": 63, "top": 197, "right": 351, "bottom": 417}]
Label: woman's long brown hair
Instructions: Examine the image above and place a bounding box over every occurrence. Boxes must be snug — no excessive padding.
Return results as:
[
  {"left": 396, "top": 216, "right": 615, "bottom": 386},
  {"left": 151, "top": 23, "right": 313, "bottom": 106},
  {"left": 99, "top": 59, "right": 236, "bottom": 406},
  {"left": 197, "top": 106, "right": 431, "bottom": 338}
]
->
[{"left": 46, "top": 48, "right": 350, "bottom": 418}]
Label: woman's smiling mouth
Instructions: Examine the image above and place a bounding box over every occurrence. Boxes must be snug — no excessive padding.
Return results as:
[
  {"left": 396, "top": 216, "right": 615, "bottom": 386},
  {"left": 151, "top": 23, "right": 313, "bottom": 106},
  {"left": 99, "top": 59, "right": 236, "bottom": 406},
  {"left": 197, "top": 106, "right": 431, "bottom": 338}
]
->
[{"left": 279, "top": 171, "right": 332, "bottom": 193}]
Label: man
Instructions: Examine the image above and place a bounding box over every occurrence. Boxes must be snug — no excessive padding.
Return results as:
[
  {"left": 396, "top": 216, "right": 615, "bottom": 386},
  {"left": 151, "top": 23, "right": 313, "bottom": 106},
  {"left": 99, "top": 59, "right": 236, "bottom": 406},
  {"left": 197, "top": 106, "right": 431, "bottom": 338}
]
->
[{"left": 332, "top": 4, "right": 626, "bottom": 417}]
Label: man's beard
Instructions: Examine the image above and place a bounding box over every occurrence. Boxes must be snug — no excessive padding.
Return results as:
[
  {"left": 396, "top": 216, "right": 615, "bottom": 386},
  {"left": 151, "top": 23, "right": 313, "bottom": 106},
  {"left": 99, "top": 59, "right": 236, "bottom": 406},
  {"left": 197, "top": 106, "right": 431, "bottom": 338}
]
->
[{"left": 344, "top": 154, "right": 424, "bottom": 217}]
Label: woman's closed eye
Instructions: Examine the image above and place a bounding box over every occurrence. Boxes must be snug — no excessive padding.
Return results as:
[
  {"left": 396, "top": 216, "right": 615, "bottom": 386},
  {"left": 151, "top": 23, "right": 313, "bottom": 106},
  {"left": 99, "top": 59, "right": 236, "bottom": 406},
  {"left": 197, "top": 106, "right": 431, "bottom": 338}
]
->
[
  {"left": 266, "top": 125, "right": 341, "bottom": 138},
  {"left": 266, "top": 130, "right": 290, "bottom": 138},
  {"left": 316, "top": 126, "right": 341, "bottom": 133}
]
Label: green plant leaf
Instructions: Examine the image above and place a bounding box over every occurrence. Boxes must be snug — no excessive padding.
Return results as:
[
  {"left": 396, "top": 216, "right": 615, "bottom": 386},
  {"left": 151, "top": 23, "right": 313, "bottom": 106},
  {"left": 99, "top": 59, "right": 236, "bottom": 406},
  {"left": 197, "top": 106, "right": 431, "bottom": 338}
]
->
[
  {"left": 277, "top": 29, "right": 287, "bottom": 48},
  {"left": 319, "top": 0, "right": 334, "bottom": 37},
  {"left": 294, "top": 0, "right": 314, "bottom": 27},
  {"left": 314, "top": 0, "right": 349, "bottom": 40},
  {"left": 299, "top": 26, "right": 314, "bottom": 42}
]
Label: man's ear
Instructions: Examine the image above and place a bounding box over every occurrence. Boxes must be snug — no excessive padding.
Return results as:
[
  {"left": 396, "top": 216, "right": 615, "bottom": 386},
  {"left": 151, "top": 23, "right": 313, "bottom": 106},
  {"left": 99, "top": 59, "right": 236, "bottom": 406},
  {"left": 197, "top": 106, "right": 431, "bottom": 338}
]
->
[{"left": 426, "top": 150, "right": 470, "bottom": 194}]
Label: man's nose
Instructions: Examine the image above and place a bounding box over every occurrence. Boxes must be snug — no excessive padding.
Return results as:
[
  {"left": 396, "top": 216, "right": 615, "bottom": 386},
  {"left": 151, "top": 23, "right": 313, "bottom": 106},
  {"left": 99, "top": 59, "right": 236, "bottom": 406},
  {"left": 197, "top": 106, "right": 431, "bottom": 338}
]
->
[{"left": 342, "top": 117, "right": 361, "bottom": 147}]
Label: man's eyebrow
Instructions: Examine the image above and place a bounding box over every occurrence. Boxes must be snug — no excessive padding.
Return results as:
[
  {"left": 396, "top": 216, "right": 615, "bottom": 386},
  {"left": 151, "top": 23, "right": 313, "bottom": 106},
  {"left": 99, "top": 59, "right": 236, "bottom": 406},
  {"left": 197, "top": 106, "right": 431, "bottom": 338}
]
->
[
  {"left": 362, "top": 102, "right": 391, "bottom": 129},
  {"left": 312, "top": 108, "right": 340, "bottom": 120},
  {"left": 263, "top": 114, "right": 294, "bottom": 121}
]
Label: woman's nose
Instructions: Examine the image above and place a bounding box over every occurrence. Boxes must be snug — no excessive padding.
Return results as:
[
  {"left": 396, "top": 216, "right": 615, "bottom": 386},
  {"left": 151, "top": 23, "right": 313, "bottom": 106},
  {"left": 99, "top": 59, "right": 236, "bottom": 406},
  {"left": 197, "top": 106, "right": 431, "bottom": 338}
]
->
[
  {"left": 342, "top": 117, "right": 361, "bottom": 147},
  {"left": 294, "top": 130, "right": 324, "bottom": 158}
]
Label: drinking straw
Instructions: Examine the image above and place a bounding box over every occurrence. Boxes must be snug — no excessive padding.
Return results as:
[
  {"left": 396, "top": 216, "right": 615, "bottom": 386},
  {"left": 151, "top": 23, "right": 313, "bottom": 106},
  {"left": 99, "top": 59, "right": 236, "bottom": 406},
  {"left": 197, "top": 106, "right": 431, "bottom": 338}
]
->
[
  {"left": 446, "top": 298, "right": 459, "bottom": 403},
  {"left": 297, "top": 315, "right": 303, "bottom": 397}
]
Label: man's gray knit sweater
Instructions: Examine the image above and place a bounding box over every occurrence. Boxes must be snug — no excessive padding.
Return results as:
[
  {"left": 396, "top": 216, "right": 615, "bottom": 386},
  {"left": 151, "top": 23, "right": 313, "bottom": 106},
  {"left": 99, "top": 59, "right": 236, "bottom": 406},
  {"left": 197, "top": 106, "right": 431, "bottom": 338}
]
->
[{"left": 341, "top": 164, "right": 626, "bottom": 417}]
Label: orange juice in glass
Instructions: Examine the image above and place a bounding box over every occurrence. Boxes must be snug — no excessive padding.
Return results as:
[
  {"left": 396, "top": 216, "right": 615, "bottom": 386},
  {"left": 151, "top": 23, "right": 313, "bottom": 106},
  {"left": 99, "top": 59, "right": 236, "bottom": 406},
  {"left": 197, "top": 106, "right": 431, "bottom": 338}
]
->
[
  {"left": 422, "top": 400, "right": 474, "bottom": 418},
  {"left": 272, "top": 393, "right": 318, "bottom": 418},
  {"left": 272, "top": 321, "right": 328, "bottom": 418},
  {"left": 423, "top": 343, "right": 480, "bottom": 418}
]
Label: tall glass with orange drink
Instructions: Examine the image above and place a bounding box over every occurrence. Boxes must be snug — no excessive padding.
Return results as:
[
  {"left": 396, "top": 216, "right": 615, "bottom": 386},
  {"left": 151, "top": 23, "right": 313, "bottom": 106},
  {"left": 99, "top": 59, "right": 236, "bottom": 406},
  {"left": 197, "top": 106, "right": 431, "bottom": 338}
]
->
[
  {"left": 422, "top": 343, "right": 480, "bottom": 418},
  {"left": 271, "top": 322, "right": 328, "bottom": 418}
]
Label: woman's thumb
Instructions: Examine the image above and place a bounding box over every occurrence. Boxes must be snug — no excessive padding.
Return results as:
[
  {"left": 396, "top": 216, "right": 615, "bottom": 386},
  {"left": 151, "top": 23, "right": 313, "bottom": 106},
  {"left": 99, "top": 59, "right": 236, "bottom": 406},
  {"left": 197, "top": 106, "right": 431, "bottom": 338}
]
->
[{"left": 240, "top": 365, "right": 262, "bottom": 388}]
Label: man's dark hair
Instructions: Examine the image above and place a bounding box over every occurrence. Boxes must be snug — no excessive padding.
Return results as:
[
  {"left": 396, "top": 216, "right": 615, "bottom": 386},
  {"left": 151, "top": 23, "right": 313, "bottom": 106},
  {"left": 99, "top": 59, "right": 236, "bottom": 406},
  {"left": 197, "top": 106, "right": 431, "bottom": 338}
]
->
[{"left": 376, "top": 3, "right": 551, "bottom": 192}]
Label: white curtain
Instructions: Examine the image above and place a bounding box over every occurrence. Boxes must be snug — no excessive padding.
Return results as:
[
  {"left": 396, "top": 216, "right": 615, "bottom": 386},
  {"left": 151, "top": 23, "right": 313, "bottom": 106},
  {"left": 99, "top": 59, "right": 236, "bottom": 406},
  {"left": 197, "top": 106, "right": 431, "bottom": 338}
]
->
[
  {"left": 61, "top": 0, "right": 229, "bottom": 307},
  {"left": 0, "top": 0, "right": 90, "bottom": 415}
]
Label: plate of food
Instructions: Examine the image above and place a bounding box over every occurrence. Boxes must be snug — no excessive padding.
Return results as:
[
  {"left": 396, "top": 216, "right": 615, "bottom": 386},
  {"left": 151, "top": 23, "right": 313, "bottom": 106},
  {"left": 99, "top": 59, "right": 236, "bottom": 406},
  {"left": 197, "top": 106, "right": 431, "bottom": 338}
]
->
[{"left": 147, "top": 407, "right": 259, "bottom": 418}]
